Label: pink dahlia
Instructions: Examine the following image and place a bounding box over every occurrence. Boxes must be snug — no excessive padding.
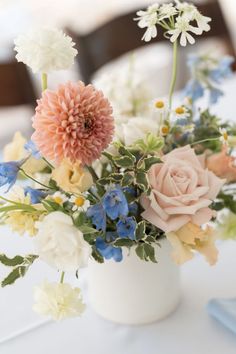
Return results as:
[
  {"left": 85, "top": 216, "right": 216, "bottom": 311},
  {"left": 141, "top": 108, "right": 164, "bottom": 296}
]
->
[{"left": 32, "top": 81, "right": 114, "bottom": 165}]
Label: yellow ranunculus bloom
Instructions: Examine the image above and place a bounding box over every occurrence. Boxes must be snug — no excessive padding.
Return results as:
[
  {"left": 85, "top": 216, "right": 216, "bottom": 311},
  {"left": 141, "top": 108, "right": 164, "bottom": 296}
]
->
[
  {"left": 3, "top": 132, "right": 46, "bottom": 175},
  {"left": 51, "top": 159, "right": 93, "bottom": 194},
  {"left": 166, "top": 223, "right": 218, "bottom": 266}
]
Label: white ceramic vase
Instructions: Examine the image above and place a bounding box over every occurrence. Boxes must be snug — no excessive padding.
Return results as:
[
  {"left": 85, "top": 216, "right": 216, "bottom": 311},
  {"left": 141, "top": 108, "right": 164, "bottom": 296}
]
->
[{"left": 87, "top": 238, "right": 181, "bottom": 325}]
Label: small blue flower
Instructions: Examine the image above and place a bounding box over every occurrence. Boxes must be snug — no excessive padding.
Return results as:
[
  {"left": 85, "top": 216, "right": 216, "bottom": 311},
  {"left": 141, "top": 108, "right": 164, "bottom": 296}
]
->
[
  {"left": 24, "top": 187, "right": 47, "bottom": 204},
  {"left": 183, "top": 79, "right": 204, "bottom": 102},
  {"left": 209, "top": 56, "right": 234, "bottom": 83},
  {"left": 24, "top": 141, "right": 41, "bottom": 159},
  {"left": 116, "top": 216, "right": 136, "bottom": 240},
  {"left": 95, "top": 237, "right": 123, "bottom": 262},
  {"left": 102, "top": 188, "right": 128, "bottom": 220},
  {"left": 87, "top": 204, "right": 106, "bottom": 231},
  {"left": 209, "top": 87, "right": 224, "bottom": 105},
  {"left": 0, "top": 161, "right": 22, "bottom": 191}
]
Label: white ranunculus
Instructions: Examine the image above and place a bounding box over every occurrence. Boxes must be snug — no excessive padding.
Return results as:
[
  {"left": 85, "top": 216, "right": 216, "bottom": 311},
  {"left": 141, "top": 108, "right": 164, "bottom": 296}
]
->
[
  {"left": 35, "top": 212, "right": 90, "bottom": 271},
  {"left": 14, "top": 28, "right": 78, "bottom": 73},
  {"left": 115, "top": 116, "right": 159, "bottom": 146},
  {"left": 33, "top": 281, "right": 85, "bottom": 320}
]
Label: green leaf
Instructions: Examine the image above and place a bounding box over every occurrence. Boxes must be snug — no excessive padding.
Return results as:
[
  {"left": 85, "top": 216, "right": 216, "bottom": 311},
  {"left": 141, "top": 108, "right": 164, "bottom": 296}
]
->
[
  {"left": 143, "top": 156, "right": 161, "bottom": 171},
  {"left": 121, "top": 173, "right": 134, "bottom": 187},
  {"left": 113, "top": 156, "right": 135, "bottom": 168},
  {"left": 118, "top": 146, "right": 136, "bottom": 161},
  {"left": 113, "top": 239, "right": 134, "bottom": 247},
  {"left": 92, "top": 247, "right": 104, "bottom": 263},
  {"left": 135, "top": 244, "right": 145, "bottom": 260},
  {"left": 135, "top": 221, "right": 146, "bottom": 240},
  {"left": 0, "top": 204, "right": 37, "bottom": 213},
  {"left": 144, "top": 244, "right": 157, "bottom": 263},
  {"left": 78, "top": 225, "right": 98, "bottom": 234},
  {"left": 136, "top": 171, "right": 149, "bottom": 192},
  {"left": 0, "top": 254, "right": 24, "bottom": 267},
  {"left": 1, "top": 266, "right": 27, "bottom": 287},
  {"left": 73, "top": 212, "right": 86, "bottom": 228}
]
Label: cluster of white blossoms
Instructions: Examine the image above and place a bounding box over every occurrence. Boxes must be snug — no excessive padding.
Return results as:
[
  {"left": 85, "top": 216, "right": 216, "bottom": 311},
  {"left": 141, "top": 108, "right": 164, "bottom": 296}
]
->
[
  {"left": 14, "top": 28, "right": 78, "bottom": 73},
  {"left": 135, "top": 0, "right": 211, "bottom": 45}
]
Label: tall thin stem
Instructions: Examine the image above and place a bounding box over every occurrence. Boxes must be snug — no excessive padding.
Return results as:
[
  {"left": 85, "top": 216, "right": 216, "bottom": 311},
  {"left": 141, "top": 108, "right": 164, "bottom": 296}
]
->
[
  {"left": 19, "top": 168, "right": 53, "bottom": 190},
  {"left": 60, "top": 271, "right": 65, "bottom": 284},
  {"left": 168, "top": 40, "right": 178, "bottom": 109},
  {"left": 41, "top": 73, "right": 48, "bottom": 91}
]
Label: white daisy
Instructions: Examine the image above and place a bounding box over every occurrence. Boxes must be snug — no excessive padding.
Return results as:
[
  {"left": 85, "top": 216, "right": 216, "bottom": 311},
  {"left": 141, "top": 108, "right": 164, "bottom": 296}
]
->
[
  {"left": 174, "top": 105, "right": 190, "bottom": 119},
  {"left": 168, "top": 16, "right": 202, "bottom": 46},
  {"left": 135, "top": 4, "right": 159, "bottom": 42},
  {"left": 51, "top": 192, "right": 68, "bottom": 206},
  {"left": 219, "top": 128, "right": 229, "bottom": 145},
  {"left": 159, "top": 3, "right": 178, "bottom": 21},
  {"left": 69, "top": 195, "right": 90, "bottom": 212}
]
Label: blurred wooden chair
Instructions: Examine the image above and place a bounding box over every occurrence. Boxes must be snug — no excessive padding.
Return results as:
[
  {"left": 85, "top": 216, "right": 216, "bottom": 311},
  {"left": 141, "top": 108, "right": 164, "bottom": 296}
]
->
[
  {"left": 0, "top": 60, "right": 36, "bottom": 108},
  {"left": 67, "top": 0, "right": 236, "bottom": 84}
]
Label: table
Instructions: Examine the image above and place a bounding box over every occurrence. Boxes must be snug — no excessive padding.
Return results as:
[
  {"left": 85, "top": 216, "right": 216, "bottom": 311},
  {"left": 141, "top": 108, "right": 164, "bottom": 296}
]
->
[{"left": 0, "top": 73, "right": 236, "bottom": 354}]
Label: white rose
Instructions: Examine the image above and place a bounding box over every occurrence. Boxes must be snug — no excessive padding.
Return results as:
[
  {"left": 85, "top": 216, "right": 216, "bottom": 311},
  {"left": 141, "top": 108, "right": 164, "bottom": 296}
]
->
[
  {"left": 35, "top": 212, "right": 90, "bottom": 271},
  {"left": 115, "top": 116, "right": 159, "bottom": 146},
  {"left": 33, "top": 281, "right": 85, "bottom": 320},
  {"left": 14, "top": 28, "right": 78, "bottom": 73}
]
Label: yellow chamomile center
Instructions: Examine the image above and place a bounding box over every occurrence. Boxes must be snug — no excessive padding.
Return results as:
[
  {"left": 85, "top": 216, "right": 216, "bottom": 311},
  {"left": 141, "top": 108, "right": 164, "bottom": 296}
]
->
[
  {"left": 54, "top": 196, "right": 63, "bottom": 205},
  {"left": 75, "top": 197, "right": 85, "bottom": 207},
  {"left": 175, "top": 107, "right": 185, "bottom": 115},
  {"left": 160, "top": 125, "right": 169, "bottom": 136},
  {"left": 155, "top": 100, "right": 165, "bottom": 109}
]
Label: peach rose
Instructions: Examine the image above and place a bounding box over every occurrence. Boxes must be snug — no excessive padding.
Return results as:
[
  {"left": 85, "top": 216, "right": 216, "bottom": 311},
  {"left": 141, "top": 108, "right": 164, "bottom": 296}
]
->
[
  {"left": 166, "top": 223, "right": 218, "bottom": 265},
  {"left": 141, "top": 145, "right": 225, "bottom": 233},
  {"left": 206, "top": 146, "right": 236, "bottom": 183},
  {"left": 51, "top": 159, "right": 93, "bottom": 194}
]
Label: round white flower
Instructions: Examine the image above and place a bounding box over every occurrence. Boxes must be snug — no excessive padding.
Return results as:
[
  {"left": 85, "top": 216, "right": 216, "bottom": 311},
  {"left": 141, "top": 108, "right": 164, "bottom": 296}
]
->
[
  {"left": 33, "top": 281, "right": 85, "bottom": 320},
  {"left": 14, "top": 28, "right": 78, "bottom": 74},
  {"left": 69, "top": 195, "right": 90, "bottom": 212},
  {"left": 35, "top": 211, "right": 90, "bottom": 271},
  {"left": 115, "top": 116, "right": 159, "bottom": 146}
]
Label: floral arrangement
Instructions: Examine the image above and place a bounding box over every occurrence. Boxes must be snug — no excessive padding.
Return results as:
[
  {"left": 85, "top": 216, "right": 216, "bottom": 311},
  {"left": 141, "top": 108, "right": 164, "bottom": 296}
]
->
[{"left": 1, "top": 1, "right": 236, "bottom": 321}]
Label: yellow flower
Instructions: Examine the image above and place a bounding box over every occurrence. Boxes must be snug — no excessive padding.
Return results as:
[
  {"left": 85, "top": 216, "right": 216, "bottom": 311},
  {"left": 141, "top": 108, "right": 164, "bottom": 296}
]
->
[
  {"left": 3, "top": 132, "right": 46, "bottom": 175},
  {"left": 4, "top": 186, "right": 45, "bottom": 236},
  {"left": 166, "top": 223, "right": 218, "bottom": 265},
  {"left": 51, "top": 159, "right": 93, "bottom": 194}
]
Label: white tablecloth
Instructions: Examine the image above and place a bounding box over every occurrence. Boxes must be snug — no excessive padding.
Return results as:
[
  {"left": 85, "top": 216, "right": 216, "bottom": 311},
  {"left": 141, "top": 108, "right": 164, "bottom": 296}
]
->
[{"left": 0, "top": 72, "right": 236, "bottom": 354}]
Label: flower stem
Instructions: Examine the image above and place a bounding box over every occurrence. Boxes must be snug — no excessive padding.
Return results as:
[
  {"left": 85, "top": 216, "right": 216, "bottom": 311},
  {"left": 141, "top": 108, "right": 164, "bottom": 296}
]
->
[
  {"left": 19, "top": 168, "right": 53, "bottom": 190},
  {"left": 86, "top": 165, "right": 98, "bottom": 182},
  {"left": 60, "top": 271, "right": 65, "bottom": 284},
  {"left": 41, "top": 73, "right": 48, "bottom": 91},
  {"left": 191, "top": 137, "right": 220, "bottom": 146},
  {"left": 168, "top": 40, "right": 178, "bottom": 109},
  {"left": 42, "top": 157, "right": 54, "bottom": 170}
]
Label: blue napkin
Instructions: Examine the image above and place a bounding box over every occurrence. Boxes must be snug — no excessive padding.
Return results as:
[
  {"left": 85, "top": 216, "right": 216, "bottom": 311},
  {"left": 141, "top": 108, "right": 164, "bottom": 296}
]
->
[{"left": 207, "top": 298, "right": 236, "bottom": 334}]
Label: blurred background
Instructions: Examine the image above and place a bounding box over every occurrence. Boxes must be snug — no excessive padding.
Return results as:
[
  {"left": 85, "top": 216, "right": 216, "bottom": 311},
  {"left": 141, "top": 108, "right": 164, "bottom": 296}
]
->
[{"left": 0, "top": 0, "right": 235, "bottom": 147}]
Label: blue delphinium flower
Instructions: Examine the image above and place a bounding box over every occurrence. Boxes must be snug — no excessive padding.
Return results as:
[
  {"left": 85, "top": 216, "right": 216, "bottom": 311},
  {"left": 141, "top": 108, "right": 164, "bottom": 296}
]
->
[
  {"left": 24, "top": 187, "right": 47, "bottom": 204},
  {"left": 116, "top": 216, "right": 136, "bottom": 240},
  {"left": 24, "top": 141, "right": 41, "bottom": 159},
  {"left": 209, "top": 87, "right": 224, "bottom": 105},
  {"left": 0, "top": 161, "right": 22, "bottom": 191},
  {"left": 128, "top": 202, "right": 138, "bottom": 216},
  {"left": 87, "top": 204, "right": 106, "bottom": 231},
  {"left": 183, "top": 79, "right": 204, "bottom": 102},
  {"left": 95, "top": 236, "right": 123, "bottom": 262},
  {"left": 102, "top": 188, "right": 128, "bottom": 220},
  {"left": 209, "top": 56, "right": 234, "bottom": 83}
]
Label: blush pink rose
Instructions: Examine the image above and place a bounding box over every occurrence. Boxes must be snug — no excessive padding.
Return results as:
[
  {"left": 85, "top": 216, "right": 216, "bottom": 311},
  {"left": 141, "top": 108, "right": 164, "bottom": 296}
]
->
[{"left": 141, "top": 145, "right": 225, "bottom": 233}]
